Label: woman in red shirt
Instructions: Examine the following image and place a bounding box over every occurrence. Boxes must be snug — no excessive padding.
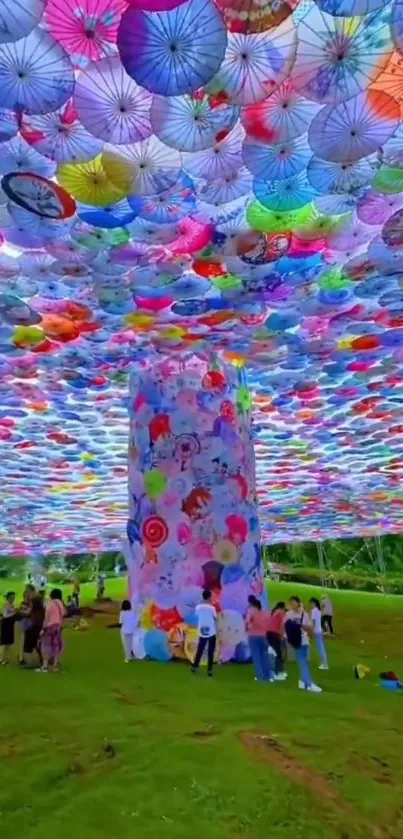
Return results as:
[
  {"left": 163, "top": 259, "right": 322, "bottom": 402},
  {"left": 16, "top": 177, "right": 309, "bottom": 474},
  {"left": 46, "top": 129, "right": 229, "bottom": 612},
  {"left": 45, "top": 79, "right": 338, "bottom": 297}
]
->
[
  {"left": 245, "top": 595, "right": 274, "bottom": 682},
  {"left": 266, "top": 601, "right": 287, "bottom": 681}
]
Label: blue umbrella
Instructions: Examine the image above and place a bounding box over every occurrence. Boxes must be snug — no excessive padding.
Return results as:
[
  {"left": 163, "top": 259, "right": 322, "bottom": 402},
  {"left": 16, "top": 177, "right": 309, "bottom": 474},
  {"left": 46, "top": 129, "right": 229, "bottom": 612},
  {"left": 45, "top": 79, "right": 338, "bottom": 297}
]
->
[
  {"left": 0, "top": 28, "right": 74, "bottom": 115},
  {"left": 0, "top": 108, "right": 18, "bottom": 142},
  {"left": 307, "top": 155, "right": 379, "bottom": 194},
  {"left": 243, "top": 133, "right": 311, "bottom": 181},
  {"left": 129, "top": 172, "right": 196, "bottom": 224},
  {"left": 118, "top": 0, "right": 227, "bottom": 96},
  {"left": 0, "top": 135, "right": 56, "bottom": 178},
  {"left": 150, "top": 91, "right": 239, "bottom": 152},
  {"left": 77, "top": 199, "right": 137, "bottom": 228},
  {"left": 0, "top": 0, "right": 45, "bottom": 44},
  {"left": 253, "top": 172, "right": 315, "bottom": 211}
]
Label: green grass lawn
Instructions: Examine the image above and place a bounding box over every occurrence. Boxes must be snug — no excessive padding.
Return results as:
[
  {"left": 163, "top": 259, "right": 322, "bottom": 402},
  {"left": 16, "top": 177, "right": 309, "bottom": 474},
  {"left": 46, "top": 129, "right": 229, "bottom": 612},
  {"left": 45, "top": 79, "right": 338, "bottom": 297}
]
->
[{"left": 1, "top": 580, "right": 403, "bottom": 839}]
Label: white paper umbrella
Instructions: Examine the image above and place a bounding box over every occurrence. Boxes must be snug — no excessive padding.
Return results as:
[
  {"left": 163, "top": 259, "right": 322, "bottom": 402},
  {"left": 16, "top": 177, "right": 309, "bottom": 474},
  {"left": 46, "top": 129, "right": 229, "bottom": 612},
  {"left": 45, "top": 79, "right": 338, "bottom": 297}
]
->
[
  {"left": 290, "top": 5, "right": 392, "bottom": 105},
  {"left": 357, "top": 189, "right": 403, "bottom": 225},
  {"left": 308, "top": 91, "right": 400, "bottom": 163},
  {"left": 327, "top": 215, "right": 377, "bottom": 253},
  {"left": 0, "top": 135, "right": 56, "bottom": 178},
  {"left": 102, "top": 136, "right": 182, "bottom": 195},
  {"left": 0, "top": 108, "right": 19, "bottom": 142},
  {"left": 243, "top": 133, "right": 311, "bottom": 180},
  {"left": 307, "top": 154, "right": 379, "bottom": 194},
  {"left": 381, "top": 123, "right": 403, "bottom": 169},
  {"left": 241, "top": 81, "right": 320, "bottom": 143},
  {"left": 211, "top": 19, "right": 297, "bottom": 106},
  {"left": 74, "top": 56, "right": 153, "bottom": 145},
  {"left": 150, "top": 91, "right": 239, "bottom": 152},
  {"left": 183, "top": 121, "right": 244, "bottom": 179},
  {"left": 314, "top": 193, "right": 357, "bottom": 215},
  {"left": 197, "top": 166, "right": 253, "bottom": 204},
  {"left": 21, "top": 103, "right": 103, "bottom": 164}
]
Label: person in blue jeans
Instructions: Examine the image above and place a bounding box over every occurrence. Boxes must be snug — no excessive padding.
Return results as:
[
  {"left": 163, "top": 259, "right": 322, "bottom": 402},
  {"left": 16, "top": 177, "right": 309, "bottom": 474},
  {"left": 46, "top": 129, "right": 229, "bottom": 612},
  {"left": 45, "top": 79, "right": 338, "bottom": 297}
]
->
[
  {"left": 245, "top": 595, "right": 274, "bottom": 682},
  {"left": 285, "top": 596, "right": 322, "bottom": 693},
  {"left": 310, "top": 597, "right": 329, "bottom": 670}
]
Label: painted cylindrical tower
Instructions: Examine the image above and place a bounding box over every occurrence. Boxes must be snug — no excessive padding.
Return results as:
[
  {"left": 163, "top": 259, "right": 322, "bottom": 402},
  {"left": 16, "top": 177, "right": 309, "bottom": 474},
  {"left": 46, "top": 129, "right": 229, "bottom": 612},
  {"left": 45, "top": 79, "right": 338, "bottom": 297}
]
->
[{"left": 125, "top": 354, "right": 265, "bottom": 663}]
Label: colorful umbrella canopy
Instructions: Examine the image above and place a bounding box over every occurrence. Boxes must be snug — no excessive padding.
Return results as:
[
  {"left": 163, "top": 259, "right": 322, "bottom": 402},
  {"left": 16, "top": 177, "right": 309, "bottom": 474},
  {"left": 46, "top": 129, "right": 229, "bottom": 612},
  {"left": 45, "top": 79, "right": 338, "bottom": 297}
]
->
[{"left": 1, "top": 0, "right": 403, "bottom": 555}]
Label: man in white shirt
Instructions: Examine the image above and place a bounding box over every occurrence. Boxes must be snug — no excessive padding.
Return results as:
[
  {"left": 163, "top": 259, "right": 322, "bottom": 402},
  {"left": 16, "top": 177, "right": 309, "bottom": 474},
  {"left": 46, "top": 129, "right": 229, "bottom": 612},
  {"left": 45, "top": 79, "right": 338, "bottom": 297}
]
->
[{"left": 191, "top": 589, "right": 217, "bottom": 677}]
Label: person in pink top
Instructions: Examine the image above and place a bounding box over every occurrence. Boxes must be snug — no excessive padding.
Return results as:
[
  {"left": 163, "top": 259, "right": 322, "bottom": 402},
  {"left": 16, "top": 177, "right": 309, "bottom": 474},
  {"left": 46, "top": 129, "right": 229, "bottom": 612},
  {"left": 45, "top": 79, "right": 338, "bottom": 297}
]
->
[
  {"left": 245, "top": 595, "right": 274, "bottom": 682},
  {"left": 37, "top": 589, "right": 65, "bottom": 673},
  {"left": 266, "top": 601, "right": 287, "bottom": 681}
]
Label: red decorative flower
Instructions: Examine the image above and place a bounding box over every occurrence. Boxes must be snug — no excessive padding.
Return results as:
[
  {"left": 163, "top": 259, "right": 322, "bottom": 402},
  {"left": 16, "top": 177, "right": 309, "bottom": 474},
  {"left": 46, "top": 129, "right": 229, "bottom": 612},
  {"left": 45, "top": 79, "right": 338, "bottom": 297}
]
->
[{"left": 142, "top": 515, "right": 168, "bottom": 548}]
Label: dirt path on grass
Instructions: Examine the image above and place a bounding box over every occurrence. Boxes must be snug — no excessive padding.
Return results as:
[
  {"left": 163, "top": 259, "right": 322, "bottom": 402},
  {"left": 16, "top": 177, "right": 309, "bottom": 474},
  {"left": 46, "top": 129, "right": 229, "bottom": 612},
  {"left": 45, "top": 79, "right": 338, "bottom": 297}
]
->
[{"left": 239, "top": 732, "right": 390, "bottom": 839}]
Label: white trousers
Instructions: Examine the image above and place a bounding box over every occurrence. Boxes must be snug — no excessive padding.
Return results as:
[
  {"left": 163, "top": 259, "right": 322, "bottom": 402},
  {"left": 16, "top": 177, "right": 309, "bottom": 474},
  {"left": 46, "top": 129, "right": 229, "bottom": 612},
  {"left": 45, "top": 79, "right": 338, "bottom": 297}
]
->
[{"left": 121, "top": 632, "right": 133, "bottom": 660}]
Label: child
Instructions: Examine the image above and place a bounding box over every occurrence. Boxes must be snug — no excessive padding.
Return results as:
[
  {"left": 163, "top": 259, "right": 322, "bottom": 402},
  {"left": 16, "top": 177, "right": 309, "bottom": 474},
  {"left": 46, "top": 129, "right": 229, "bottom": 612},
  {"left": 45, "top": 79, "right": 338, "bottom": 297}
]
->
[
  {"left": 0, "top": 592, "right": 16, "bottom": 665},
  {"left": 191, "top": 589, "right": 217, "bottom": 677},
  {"left": 38, "top": 589, "right": 65, "bottom": 673},
  {"left": 321, "top": 595, "right": 334, "bottom": 636},
  {"left": 119, "top": 600, "right": 136, "bottom": 662},
  {"left": 266, "top": 601, "right": 287, "bottom": 680},
  {"left": 285, "top": 596, "right": 322, "bottom": 693},
  {"left": 310, "top": 597, "right": 329, "bottom": 670},
  {"left": 246, "top": 595, "right": 274, "bottom": 683}
]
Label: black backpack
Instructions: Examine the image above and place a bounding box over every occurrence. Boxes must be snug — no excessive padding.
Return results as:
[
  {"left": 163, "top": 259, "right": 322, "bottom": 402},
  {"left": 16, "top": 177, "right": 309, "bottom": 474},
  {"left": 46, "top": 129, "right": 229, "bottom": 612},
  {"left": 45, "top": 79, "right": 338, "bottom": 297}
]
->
[{"left": 285, "top": 613, "right": 304, "bottom": 650}]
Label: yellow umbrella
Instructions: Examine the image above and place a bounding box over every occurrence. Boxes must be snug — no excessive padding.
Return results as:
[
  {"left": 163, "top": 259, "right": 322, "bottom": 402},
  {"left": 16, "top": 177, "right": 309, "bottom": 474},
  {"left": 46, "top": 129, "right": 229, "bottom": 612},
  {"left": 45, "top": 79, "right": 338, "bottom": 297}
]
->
[{"left": 57, "top": 156, "right": 127, "bottom": 207}]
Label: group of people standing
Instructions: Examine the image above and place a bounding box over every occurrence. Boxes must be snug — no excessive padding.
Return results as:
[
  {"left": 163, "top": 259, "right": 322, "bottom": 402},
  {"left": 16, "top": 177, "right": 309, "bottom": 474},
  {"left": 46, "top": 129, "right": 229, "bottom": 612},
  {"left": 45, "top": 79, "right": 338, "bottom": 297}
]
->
[
  {"left": 245, "top": 594, "right": 332, "bottom": 692},
  {"left": 0, "top": 584, "right": 65, "bottom": 672},
  {"left": 188, "top": 589, "right": 333, "bottom": 692}
]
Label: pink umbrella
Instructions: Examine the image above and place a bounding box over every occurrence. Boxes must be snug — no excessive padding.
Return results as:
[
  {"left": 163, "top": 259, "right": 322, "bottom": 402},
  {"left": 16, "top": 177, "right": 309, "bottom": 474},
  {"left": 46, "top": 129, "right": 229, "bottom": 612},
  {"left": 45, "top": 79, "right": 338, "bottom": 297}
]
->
[
  {"left": 45, "top": 0, "right": 127, "bottom": 67},
  {"left": 168, "top": 217, "right": 213, "bottom": 255}
]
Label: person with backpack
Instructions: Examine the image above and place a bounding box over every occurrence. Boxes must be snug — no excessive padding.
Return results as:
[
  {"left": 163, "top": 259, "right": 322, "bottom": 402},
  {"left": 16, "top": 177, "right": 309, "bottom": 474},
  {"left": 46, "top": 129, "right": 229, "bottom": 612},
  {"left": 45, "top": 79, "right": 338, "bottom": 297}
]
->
[{"left": 285, "top": 596, "right": 322, "bottom": 693}]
